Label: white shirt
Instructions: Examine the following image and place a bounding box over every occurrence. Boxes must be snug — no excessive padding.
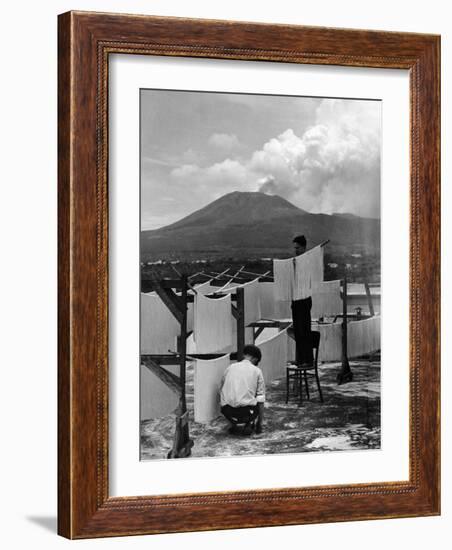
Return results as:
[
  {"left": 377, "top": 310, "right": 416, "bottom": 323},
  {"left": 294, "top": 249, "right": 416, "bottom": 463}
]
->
[{"left": 220, "top": 359, "right": 265, "bottom": 407}]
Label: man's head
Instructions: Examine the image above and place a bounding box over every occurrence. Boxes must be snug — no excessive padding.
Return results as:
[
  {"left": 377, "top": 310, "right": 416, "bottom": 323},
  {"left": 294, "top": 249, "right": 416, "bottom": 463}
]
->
[
  {"left": 293, "top": 234, "right": 307, "bottom": 256},
  {"left": 243, "top": 344, "right": 262, "bottom": 366}
]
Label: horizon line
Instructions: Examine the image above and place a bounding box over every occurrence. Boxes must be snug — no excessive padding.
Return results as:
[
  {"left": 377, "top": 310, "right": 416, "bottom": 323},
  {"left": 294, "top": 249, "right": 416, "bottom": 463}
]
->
[{"left": 141, "top": 191, "right": 381, "bottom": 231}]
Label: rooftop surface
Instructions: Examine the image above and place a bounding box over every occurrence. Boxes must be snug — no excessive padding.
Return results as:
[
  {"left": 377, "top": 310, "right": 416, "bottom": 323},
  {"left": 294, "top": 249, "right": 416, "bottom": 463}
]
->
[{"left": 141, "top": 358, "right": 381, "bottom": 460}]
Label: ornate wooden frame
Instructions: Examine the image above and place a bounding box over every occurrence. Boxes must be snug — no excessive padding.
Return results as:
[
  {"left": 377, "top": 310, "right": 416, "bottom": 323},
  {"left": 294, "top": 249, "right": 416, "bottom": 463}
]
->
[{"left": 58, "top": 11, "right": 440, "bottom": 539}]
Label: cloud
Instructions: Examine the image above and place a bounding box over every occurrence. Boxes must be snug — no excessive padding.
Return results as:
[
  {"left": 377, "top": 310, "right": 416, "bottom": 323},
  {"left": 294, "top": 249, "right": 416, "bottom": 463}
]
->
[
  {"left": 169, "top": 100, "right": 380, "bottom": 218},
  {"left": 252, "top": 99, "right": 381, "bottom": 217},
  {"left": 181, "top": 148, "right": 204, "bottom": 165},
  {"left": 142, "top": 155, "right": 177, "bottom": 168},
  {"left": 208, "top": 132, "right": 241, "bottom": 151},
  {"left": 170, "top": 158, "right": 254, "bottom": 201},
  {"left": 143, "top": 98, "right": 381, "bottom": 228}
]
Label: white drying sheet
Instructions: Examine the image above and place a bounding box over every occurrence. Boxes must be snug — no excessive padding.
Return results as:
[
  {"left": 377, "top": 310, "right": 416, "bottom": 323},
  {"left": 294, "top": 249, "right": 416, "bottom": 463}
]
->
[
  {"left": 194, "top": 354, "right": 230, "bottom": 423},
  {"left": 259, "top": 282, "right": 276, "bottom": 319},
  {"left": 347, "top": 316, "right": 381, "bottom": 358},
  {"left": 273, "top": 257, "right": 294, "bottom": 301},
  {"left": 311, "top": 280, "right": 343, "bottom": 318},
  {"left": 315, "top": 315, "right": 381, "bottom": 362},
  {"left": 141, "top": 292, "right": 180, "bottom": 355},
  {"left": 316, "top": 322, "right": 343, "bottom": 363},
  {"left": 293, "top": 245, "right": 324, "bottom": 300},
  {"left": 274, "top": 245, "right": 324, "bottom": 301},
  {"left": 257, "top": 328, "right": 289, "bottom": 383},
  {"left": 224, "top": 278, "right": 262, "bottom": 326},
  {"left": 193, "top": 292, "right": 233, "bottom": 354},
  {"left": 243, "top": 279, "right": 262, "bottom": 325},
  {"left": 140, "top": 364, "right": 179, "bottom": 420}
]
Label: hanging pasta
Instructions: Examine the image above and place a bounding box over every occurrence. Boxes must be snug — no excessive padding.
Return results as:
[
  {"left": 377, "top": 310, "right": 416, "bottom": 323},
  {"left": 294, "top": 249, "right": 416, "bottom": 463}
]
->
[
  {"left": 273, "top": 258, "right": 294, "bottom": 301},
  {"left": 194, "top": 354, "right": 230, "bottom": 423},
  {"left": 311, "top": 280, "right": 342, "bottom": 318},
  {"left": 287, "top": 327, "right": 296, "bottom": 363},
  {"left": 141, "top": 293, "right": 180, "bottom": 355},
  {"left": 257, "top": 328, "right": 289, "bottom": 382},
  {"left": 316, "top": 321, "right": 343, "bottom": 362},
  {"left": 293, "top": 245, "right": 324, "bottom": 300},
  {"left": 223, "top": 278, "right": 262, "bottom": 325},
  {"left": 266, "top": 261, "right": 292, "bottom": 318},
  {"left": 193, "top": 292, "right": 233, "bottom": 354},
  {"left": 140, "top": 363, "right": 180, "bottom": 420},
  {"left": 274, "top": 245, "right": 324, "bottom": 302},
  {"left": 195, "top": 281, "right": 215, "bottom": 295},
  {"left": 243, "top": 279, "right": 262, "bottom": 325},
  {"left": 347, "top": 316, "right": 381, "bottom": 358},
  {"left": 259, "top": 282, "right": 276, "bottom": 319}
]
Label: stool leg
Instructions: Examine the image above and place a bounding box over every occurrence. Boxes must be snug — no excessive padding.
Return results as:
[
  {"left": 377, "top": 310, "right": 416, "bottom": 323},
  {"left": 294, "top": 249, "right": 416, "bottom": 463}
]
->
[
  {"left": 298, "top": 371, "right": 303, "bottom": 405},
  {"left": 315, "top": 367, "right": 324, "bottom": 403},
  {"left": 304, "top": 370, "right": 310, "bottom": 400},
  {"left": 286, "top": 370, "right": 289, "bottom": 403}
]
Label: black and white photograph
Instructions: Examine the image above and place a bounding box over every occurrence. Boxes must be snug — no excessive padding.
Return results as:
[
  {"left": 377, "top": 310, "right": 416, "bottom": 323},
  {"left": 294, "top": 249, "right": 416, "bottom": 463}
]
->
[
  {"left": 139, "top": 89, "right": 382, "bottom": 460},
  {"left": 2, "top": 0, "right": 445, "bottom": 546}
]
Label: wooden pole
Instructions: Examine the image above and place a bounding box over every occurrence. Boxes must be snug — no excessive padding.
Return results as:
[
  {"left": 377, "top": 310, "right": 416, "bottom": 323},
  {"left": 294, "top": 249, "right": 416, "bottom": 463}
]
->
[
  {"left": 364, "top": 280, "right": 375, "bottom": 317},
  {"left": 236, "top": 287, "right": 245, "bottom": 361},
  {"left": 141, "top": 358, "right": 181, "bottom": 394},
  {"left": 240, "top": 269, "right": 273, "bottom": 280},
  {"left": 168, "top": 274, "right": 193, "bottom": 458},
  {"left": 180, "top": 274, "right": 188, "bottom": 413},
  {"left": 337, "top": 275, "right": 353, "bottom": 384},
  {"left": 201, "top": 268, "right": 231, "bottom": 281}
]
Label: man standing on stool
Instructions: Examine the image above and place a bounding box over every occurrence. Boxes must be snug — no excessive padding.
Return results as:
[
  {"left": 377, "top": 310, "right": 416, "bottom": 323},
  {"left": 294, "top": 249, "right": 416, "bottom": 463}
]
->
[
  {"left": 220, "top": 344, "right": 265, "bottom": 435},
  {"left": 292, "top": 235, "right": 314, "bottom": 366}
]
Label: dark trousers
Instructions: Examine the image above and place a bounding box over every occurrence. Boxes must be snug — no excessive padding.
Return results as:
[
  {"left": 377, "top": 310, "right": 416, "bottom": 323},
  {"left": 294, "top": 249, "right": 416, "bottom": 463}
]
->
[
  {"left": 221, "top": 404, "right": 259, "bottom": 425},
  {"left": 291, "top": 297, "right": 313, "bottom": 365}
]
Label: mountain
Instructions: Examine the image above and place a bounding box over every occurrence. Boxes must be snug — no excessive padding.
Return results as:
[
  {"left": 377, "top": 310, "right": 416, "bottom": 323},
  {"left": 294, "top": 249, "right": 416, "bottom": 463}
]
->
[
  {"left": 141, "top": 191, "right": 380, "bottom": 260},
  {"left": 332, "top": 212, "right": 361, "bottom": 220},
  {"left": 161, "top": 191, "right": 308, "bottom": 230}
]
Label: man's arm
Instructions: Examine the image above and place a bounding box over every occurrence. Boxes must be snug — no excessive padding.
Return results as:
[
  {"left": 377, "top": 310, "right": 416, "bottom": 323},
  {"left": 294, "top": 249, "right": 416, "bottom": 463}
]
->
[
  {"left": 219, "top": 366, "right": 230, "bottom": 392},
  {"left": 255, "top": 370, "right": 265, "bottom": 433},
  {"left": 255, "top": 370, "right": 265, "bottom": 403},
  {"left": 220, "top": 367, "right": 229, "bottom": 388}
]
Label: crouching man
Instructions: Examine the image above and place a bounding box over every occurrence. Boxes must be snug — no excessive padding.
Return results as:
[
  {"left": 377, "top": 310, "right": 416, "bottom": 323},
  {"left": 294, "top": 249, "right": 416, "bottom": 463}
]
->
[{"left": 220, "top": 344, "right": 265, "bottom": 435}]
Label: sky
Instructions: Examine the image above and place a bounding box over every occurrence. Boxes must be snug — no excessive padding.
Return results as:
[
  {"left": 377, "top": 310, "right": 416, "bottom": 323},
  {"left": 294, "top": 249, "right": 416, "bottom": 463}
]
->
[{"left": 141, "top": 90, "right": 381, "bottom": 230}]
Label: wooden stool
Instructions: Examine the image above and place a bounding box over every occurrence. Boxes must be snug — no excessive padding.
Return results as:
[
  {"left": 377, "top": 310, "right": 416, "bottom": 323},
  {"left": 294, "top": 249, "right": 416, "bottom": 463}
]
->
[{"left": 286, "top": 331, "right": 323, "bottom": 405}]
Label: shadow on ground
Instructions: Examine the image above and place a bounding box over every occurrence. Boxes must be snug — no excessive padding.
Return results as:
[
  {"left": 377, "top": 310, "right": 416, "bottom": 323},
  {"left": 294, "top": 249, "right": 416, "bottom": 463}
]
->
[
  {"left": 25, "top": 516, "right": 57, "bottom": 533},
  {"left": 141, "top": 359, "right": 380, "bottom": 460}
]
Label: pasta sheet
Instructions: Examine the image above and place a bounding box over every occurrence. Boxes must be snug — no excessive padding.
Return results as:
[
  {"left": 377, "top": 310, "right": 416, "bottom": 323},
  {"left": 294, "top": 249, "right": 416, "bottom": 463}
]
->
[
  {"left": 140, "top": 364, "right": 179, "bottom": 420},
  {"left": 274, "top": 245, "right": 324, "bottom": 302},
  {"left": 311, "top": 280, "right": 343, "bottom": 318},
  {"left": 257, "top": 328, "right": 289, "bottom": 382},
  {"left": 141, "top": 292, "right": 180, "bottom": 355},
  {"left": 194, "top": 292, "right": 233, "bottom": 354},
  {"left": 194, "top": 354, "right": 230, "bottom": 423}
]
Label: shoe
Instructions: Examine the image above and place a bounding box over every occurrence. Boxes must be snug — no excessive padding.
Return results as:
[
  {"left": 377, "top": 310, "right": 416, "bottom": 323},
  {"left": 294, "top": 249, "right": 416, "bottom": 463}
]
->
[
  {"left": 242, "top": 423, "right": 253, "bottom": 436},
  {"left": 255, "top": 424, "right": 263, "bottom": 435}
]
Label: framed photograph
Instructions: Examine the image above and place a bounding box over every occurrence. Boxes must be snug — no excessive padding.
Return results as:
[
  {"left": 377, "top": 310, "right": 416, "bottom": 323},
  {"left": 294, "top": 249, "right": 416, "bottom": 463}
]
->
[{"left": 58, "top": 11, "right": 440, "bottom": 539}]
